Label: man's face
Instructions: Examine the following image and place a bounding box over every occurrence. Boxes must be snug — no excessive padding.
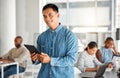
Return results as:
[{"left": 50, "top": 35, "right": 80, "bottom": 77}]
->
[
  {"left": 42, "top": 8, "right": 59, "bottom": 28},
  {"left": 14, "top": 38, "right": 22, "bottom": 48},
  {"left": 105, "top": 40, "right": 114, "bottom": 48}
]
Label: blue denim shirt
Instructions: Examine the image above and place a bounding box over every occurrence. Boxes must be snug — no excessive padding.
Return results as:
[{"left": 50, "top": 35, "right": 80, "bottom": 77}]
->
[
  {"left": 36, "top": 24, "right": 78, "bottom": 78},
  {"left": 99, "top": 47, "right": 113, "bottom": 63}
]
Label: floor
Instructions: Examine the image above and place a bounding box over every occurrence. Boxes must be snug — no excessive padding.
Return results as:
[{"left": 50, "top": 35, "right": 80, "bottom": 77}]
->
[{"left": 9, "top": 65, "right": 81, "bottom": 78}]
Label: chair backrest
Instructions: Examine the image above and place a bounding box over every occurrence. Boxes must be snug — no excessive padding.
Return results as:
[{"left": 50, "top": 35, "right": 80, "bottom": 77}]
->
[{"left": 24, "top": 64, "right": 41, "bottom": 77}]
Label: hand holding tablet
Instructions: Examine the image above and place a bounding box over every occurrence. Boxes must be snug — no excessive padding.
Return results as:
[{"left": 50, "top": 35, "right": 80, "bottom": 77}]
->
[{"left": 24, "top": 44, "right": 41, "bottom": 63}]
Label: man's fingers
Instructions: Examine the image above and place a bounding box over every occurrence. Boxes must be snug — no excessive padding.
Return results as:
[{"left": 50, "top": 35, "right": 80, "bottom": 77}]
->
[
  {"left": 38, "top": 54, "right": 46, "bottom": 63},
  {"left": 31, "top": 52, "right": 36, "bottom": 56},
  {"left": 36, "top": 52, "right": 50, "bottom": 63},
  {"left": 31, "top": 54, "right": 38, "bottom": 62},
  {"left": 39, "top": 54, "right": 44, "bottom": 58},
  {"left": 41, "top": 52, "right": 48, "bottom": 56}
]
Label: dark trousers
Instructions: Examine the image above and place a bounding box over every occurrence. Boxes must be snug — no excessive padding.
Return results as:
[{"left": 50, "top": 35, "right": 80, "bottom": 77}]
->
[{"left": 0, "top": 65, "right": 25, "bottom": 78}]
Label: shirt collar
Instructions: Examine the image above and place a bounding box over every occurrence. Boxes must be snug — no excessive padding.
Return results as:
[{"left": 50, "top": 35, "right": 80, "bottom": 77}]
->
[{"left": 49, "top": 23, "right": 62, "bottom": 33}]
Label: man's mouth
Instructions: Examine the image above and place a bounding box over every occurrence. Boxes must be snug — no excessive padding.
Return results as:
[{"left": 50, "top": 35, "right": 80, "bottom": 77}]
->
[{"left": 47, "top": 21, "right": 51, "bottom": 24}]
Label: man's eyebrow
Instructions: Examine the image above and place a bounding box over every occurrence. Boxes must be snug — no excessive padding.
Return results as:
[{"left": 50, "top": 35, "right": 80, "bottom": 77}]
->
[
  {"left": 49, "top": 13, "right": 53, "bottom": 15},
  {"left": 43, "top": 14, "right": 45, "bottom": 16}
]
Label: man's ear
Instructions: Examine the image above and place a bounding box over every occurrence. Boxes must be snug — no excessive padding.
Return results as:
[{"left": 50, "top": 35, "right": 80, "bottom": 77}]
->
[{"left": 57, "top": 13, "right": 60, "bottom": 18}]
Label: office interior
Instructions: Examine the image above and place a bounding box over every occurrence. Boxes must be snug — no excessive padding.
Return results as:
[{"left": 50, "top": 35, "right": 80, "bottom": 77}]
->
[{"left": 0, "top": 0, "right": 120, "bottom": 78}]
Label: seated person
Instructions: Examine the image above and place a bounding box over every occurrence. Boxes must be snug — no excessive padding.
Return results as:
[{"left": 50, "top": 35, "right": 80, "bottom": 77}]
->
[
  {"left": 96, "top": 37, "right": 118, "bottom": 64},
  {"left": 77, "top": 41, "right": 113, "bottom": 73},
  {"left": 0, "top": 36, "right": 32, "bottom": 78}
]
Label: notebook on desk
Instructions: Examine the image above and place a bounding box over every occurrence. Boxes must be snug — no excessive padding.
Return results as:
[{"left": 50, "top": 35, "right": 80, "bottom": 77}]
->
[{"left": 80, "top": 64, "right": 108, "bottom": 78}]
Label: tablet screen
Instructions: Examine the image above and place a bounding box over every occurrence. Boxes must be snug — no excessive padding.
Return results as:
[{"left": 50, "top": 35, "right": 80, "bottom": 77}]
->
[{"left": 24, "top": 44, "right": 40, "bottom": 54}]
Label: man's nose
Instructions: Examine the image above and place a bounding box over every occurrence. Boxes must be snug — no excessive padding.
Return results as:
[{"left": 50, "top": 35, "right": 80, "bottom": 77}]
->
[{"left": 45, "top": 16, "right": 50, "bottom": 21}]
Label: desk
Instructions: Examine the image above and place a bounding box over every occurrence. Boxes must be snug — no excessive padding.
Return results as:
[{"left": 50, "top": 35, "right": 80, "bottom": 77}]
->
[
  {"left": 74, "top": 67, "right": 118, "bottom": 78},
  {"left": 0, "top": 62, "right": 19, "bottom": 78},
  {"left": 75, "top": 72, "right": 118, "bottom": 78}
]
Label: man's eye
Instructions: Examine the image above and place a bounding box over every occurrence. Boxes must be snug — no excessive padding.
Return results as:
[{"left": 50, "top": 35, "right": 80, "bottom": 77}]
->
[{"left": 43, "top": 15, "right": 47, "bottom": 18}]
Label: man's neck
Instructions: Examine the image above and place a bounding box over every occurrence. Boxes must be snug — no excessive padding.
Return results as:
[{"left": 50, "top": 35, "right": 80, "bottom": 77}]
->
[{"left": 50, "top": 23, "right": 60, "bottom": 30}]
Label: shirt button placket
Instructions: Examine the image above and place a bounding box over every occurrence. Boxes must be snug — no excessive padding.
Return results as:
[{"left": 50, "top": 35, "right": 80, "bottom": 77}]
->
[
  {"left": 51, "top": 32, "right": 54, "bottom": 53},
  {"left": 49, "top": 66, "right": 52, "bottom": 78},
  {"left": 49, "top": 71, "right": 52, "bottom": 78}
]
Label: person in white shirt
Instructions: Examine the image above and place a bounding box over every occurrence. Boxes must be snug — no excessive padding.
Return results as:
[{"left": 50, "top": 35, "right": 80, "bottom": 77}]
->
[
  {"left": 0, "top": 36, "right": 32, "bottom": 78},
  {"left": 77, "top": 41, "right": 113, "bottom": 73}
]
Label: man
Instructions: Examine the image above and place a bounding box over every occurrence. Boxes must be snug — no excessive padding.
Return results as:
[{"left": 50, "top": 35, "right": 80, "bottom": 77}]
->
[
  {"left": 0, "top": 36, "right": 32, "bottom": 78},
  {"left": 31, "top": 3, "right": 78, "bottom": 78}
]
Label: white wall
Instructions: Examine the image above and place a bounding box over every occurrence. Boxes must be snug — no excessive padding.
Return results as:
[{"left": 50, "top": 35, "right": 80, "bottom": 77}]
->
[
  {"left": 0, "top": 0, "right": 40, "bottom": 56},
  {"left": 0, "top": 0, "right": 16, "bottom": 56},
  {"left": 16, "top": 0, "right": 39, "bottom": 45}
]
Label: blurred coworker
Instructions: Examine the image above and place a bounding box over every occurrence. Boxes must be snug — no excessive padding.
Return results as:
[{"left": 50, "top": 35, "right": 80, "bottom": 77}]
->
[
  {"left": 0, "top": 36, "right": 32, "bottom": 78},
  {"left": 78, "top": 42, "right": 102, "bottom": 72},
  {"left": 96, "top": 37, "right": 118, "bottom": 63},
  {"left": 31, "top": 3, "right": 78, "bottom": 78},
  {"left": 77, "top": 42, "right": 113, "bottom": 73}
]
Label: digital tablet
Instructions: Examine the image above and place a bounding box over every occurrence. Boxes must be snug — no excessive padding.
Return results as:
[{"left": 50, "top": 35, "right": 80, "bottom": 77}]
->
[{"left": 24, "top": 44, "right": 41, "bottom": 54}]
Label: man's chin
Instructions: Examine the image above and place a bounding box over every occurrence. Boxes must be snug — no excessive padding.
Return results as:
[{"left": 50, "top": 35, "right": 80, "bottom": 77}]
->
[
  {"left": 47, "top": 23, "right": 53, "bottom": 27},
  {"left": 47, "top": 25, "right": 54, "bottom": 28},
  {"left": 15, "top": 45, "right": 21, "bottom": 48}
]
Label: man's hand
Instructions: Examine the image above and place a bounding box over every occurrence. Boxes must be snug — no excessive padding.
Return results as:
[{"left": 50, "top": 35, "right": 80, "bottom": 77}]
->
[
  {"left": 95, "top": 66, "right": 99, "bottom": 71},
  {"left": 31, "top": 52, "right": 38, "bottom": 62},
  {"left": 38, "top": 53, "right": 51, "bottom": 64},
  {"left": 1, "top": 59, "right": 14, "bottom": 63},
  {"left": 112, "top": 43, "right": 119, "bottom": 55},
  {"left": 113, "top": 44, "right": 117, "bottom": 51}
]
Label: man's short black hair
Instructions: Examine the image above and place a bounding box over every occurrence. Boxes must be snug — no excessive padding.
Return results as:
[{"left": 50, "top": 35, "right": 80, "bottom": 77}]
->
[
  {"left": 42, "top": 3, "right": 59, "bottom": 13},
  {"left": 15, "top": 36, "right": 23, "bottom": 41}
]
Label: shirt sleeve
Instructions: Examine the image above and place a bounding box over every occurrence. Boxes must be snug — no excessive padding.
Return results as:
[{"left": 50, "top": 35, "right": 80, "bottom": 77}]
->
[
  {"left": 50, "top": 32, "right": 78, "bottom": 67},
  {"left": 77, "top": 53, "right": 86, "bottom": 72},
  {"left": 93, "top": 56, "right": 102, "bottom": 66},
  {"left": 2, "top": 49, "right": 12, "bottom": 59}
]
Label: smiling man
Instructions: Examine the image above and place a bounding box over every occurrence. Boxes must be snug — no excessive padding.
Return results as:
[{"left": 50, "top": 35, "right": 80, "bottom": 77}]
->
[{"left": 31, "top": 3, "right": 78, "bottom": 78}]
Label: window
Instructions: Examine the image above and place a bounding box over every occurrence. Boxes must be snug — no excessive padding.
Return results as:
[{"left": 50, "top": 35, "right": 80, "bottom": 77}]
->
[
  {"left": 46, "top": 0, "right": 113, "bottom": 32},
  {"left": 116, "top": 0, "right": 120, "bottom": 28},
  {"left": 44, "top": 0, "right": 114, "bottom": 52}
]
